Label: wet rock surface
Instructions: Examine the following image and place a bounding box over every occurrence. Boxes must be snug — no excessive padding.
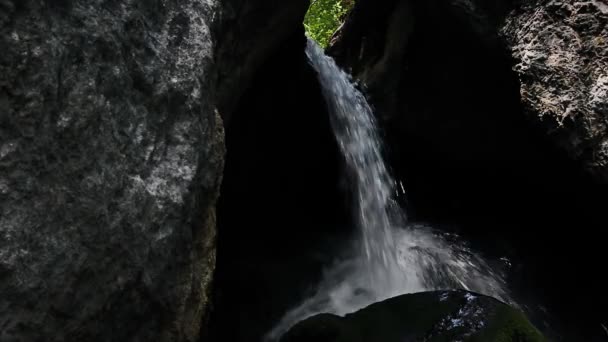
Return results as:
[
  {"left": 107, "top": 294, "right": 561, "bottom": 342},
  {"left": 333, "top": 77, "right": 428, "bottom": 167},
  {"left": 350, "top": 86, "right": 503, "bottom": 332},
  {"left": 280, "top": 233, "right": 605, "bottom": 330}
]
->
[{"left": 281, "top": 290, "right": 545, "bottom": 342}]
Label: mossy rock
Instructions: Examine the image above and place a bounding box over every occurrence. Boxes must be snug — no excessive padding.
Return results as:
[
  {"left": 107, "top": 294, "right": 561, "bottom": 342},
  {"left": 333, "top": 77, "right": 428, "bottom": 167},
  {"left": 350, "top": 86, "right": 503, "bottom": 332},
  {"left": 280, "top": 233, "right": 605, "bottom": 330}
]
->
[{"left": 280, "top": 290, "right": 546, "bottom": 342}]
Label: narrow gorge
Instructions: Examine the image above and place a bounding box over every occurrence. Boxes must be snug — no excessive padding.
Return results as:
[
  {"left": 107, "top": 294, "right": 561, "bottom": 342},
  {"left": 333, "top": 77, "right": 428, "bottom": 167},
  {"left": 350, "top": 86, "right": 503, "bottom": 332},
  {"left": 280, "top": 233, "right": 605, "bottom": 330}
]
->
[{"left": 1, "top": 1, "right": 607, "bottom": 342}]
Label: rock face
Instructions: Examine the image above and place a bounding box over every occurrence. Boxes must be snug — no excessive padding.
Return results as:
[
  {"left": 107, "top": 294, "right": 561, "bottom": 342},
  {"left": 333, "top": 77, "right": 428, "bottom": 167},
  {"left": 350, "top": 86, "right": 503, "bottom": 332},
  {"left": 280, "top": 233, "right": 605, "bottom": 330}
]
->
[
  {"left": 0, "top": 1, "right": 223, "bottom": 341},
  {"left": 281, "top": 290, "right": 546, "bottom": 342},
  {"left": 503, "top": 0, "right": 608, "bottom": 183},
  {"left": 0, "top": 1, "right": 307, "bottom": 341}
]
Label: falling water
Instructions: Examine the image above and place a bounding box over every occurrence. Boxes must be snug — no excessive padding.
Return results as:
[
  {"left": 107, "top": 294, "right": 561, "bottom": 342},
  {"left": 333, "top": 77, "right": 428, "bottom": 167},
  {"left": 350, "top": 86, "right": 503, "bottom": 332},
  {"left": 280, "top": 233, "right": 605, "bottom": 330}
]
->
[{"left": 265, "top": 39, "right": 512, "bottom": 341}]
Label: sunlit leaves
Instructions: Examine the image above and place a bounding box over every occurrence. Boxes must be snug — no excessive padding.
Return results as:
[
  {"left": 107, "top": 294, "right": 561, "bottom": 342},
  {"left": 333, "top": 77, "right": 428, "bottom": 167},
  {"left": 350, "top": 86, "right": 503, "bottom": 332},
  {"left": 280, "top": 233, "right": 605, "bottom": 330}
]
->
[{"left": 304, "top": 0, "right": 353, "bottom": 48}]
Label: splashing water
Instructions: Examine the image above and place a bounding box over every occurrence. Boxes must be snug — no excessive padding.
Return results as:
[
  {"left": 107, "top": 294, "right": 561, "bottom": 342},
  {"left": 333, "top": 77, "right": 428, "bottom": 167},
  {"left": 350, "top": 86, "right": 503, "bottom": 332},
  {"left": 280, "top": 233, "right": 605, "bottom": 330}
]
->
[{"left": 265, "top": 40, "right": 512, "bottom": 341}]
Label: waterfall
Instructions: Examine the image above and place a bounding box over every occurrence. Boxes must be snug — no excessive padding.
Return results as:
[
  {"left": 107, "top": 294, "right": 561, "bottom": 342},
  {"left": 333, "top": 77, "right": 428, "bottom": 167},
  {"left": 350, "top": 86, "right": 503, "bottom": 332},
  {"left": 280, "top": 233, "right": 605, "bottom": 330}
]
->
[{"left": 265, "top": 39, "right": 512, "bottom": 341}]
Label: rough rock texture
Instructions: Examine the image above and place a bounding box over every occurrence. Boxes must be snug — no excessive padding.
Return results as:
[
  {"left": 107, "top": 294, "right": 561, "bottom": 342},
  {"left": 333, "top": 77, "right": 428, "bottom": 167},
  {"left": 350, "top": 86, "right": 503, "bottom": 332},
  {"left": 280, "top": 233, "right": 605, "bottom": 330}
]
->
[
  {"left": 503, "top": 0, "right": 608, "bottom": 182},
  {"left": 0, "top": 1, "right": 223, "bottom": 341},
  {"left": 281, "top": 291, "right": 545, "bottom": 342},
  {"left": 0, "top": 1, "right": 309, "bottom": 341}
]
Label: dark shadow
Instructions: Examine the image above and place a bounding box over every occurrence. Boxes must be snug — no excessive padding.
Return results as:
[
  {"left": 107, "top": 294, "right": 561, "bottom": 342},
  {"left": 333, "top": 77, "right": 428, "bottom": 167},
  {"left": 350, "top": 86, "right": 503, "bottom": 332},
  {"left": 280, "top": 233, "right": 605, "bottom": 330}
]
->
[{"left": 208, "top": 30, "right": 351, "bottom": 342}]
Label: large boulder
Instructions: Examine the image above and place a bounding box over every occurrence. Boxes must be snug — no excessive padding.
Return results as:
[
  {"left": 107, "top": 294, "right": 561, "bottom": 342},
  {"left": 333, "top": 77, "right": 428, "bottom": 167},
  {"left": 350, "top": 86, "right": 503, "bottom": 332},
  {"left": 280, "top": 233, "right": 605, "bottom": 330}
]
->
[
  {"left": 281, "top": 290, "right": 545, "bottom": 342},
  {"left": 0, "top": 1, "right": 223, "bottom": 341},
  {"left": 0, "top": 0, "right": 307, "bottom": 341}
]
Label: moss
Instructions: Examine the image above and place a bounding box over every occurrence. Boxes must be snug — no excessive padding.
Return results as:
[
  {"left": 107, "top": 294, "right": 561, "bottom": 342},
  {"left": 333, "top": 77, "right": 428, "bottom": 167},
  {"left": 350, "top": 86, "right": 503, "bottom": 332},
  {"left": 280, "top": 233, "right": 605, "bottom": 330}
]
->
[
  {"left": 281, "top": 291, "right": 546, "bottom": 342},
  {"left": 304, "top": 0, "right": 354, "bottom": 47},
  {"left": 344, "top": 291, "right": 465, "bottom": 341},
  {"left": 473, "top": 304, "right": 546, "bottom": 342}
]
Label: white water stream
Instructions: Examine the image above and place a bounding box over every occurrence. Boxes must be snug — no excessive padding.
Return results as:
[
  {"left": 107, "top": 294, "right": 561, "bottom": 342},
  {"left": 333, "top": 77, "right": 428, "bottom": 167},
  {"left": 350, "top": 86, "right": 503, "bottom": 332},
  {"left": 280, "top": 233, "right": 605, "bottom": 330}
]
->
[{"left": 265, "top": 39, "right": 512, "bottom": 341}]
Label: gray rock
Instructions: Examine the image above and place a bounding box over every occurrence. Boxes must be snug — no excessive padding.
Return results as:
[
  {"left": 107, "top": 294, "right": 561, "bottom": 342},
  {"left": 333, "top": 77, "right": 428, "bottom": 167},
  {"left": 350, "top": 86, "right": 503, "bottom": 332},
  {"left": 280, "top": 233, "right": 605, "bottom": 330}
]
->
[
  {"left": 0, "top": 1, "right": 223, "bottom": 341},
  {"left": 503, "top": 0, "right": 608, "bottom": 182},
  {"left": 0, "top": 0, "right": 308, "bottom": 341}
]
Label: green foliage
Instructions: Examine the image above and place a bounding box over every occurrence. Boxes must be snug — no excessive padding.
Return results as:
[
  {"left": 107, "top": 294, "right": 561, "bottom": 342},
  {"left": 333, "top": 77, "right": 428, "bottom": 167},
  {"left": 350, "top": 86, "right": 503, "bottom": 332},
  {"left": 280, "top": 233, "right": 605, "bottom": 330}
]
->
[{"left": 304, "top": 0, "right": 353, "bottom": 48}]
